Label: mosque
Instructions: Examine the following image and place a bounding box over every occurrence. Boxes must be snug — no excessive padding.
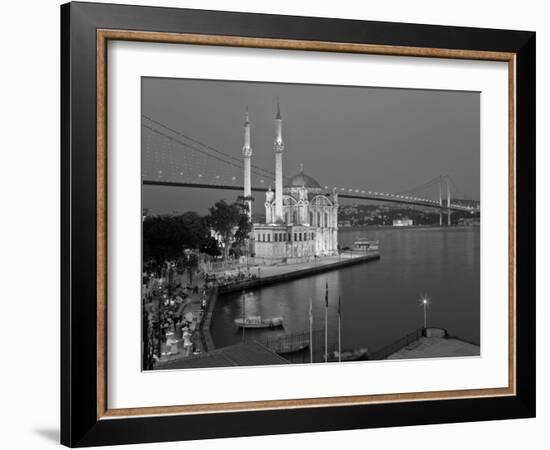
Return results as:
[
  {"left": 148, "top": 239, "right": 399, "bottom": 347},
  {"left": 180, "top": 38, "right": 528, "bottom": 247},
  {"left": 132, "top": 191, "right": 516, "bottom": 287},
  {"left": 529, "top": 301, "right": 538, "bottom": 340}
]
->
[{"left": 241, "top": 103, "right": 339, "bottom": 262}]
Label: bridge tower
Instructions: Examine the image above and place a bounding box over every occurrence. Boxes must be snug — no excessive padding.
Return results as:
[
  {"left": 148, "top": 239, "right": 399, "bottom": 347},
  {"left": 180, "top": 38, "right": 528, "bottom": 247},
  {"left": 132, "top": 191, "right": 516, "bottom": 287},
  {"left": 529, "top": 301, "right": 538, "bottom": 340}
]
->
[
  {"left": 439, "top": 176, "right": 443, "bottom": 226},
  {"left": 446, "top": 177, "right": 451, "bottom": 226},
  {"left": 274, "top": 100, "right": 285, "bottom": 223},
  {"left": 242, "top": 107, "right": 253, "bottom": 221}
]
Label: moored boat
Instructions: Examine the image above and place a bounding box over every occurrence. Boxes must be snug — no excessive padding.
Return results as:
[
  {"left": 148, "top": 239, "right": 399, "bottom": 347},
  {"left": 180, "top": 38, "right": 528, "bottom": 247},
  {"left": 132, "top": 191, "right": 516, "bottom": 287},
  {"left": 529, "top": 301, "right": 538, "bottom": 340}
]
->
[
  {"left": 234, "top": 315, "right": 284, "bottom": 329},
  {"left": 326, "top": 347, "right": 369, "bottom": 362},
  {"left": 352, "top": 238, "right": 379, "bottom": 251}
]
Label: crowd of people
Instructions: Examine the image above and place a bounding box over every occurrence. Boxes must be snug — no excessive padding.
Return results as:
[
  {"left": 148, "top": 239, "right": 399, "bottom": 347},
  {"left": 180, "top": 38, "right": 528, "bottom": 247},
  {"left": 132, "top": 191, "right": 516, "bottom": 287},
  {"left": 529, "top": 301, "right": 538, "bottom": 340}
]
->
[
  {"left": 141, "top": 257, "right": 268, "bottom": 369},
  {"left": 205, "top": 267, "right": 260, "bottom": 290},
  {"left": 142, "top": 261, "right": 210, "bottom": 369}
]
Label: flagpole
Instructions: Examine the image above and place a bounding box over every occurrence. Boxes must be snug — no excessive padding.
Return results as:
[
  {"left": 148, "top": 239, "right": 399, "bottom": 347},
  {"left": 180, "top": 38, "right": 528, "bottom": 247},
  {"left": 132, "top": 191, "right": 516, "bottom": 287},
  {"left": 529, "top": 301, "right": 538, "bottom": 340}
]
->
[
  {"left": 242, "top": 291, "right": 245, "bottom": 342},
  {"left": 309, "top": 297, "right": 313, "bottom": 364},
  {"left": 338, "top": 296, "right": 342, "bottom": 363},
  {"left": 324, "top": 280, "right": 328, "bottom": 363}
]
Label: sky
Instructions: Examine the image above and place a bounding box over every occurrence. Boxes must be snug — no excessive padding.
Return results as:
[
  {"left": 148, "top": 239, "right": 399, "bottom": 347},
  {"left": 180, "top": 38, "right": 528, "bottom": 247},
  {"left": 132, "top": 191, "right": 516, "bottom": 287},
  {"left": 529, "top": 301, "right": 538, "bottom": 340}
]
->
[{"left": 142, "top": 77, "right": 479, "bottom": 216}]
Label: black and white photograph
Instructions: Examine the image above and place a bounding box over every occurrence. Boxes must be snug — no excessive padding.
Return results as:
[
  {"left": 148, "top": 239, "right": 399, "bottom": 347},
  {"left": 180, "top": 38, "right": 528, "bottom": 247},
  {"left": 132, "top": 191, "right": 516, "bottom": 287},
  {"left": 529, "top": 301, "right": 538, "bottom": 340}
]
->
[
  {"left": 141, "top": 77, "right": 481, "bottom": 371},
  {"left": 1, "top": 0, "right": 542, "bottom": 447}
]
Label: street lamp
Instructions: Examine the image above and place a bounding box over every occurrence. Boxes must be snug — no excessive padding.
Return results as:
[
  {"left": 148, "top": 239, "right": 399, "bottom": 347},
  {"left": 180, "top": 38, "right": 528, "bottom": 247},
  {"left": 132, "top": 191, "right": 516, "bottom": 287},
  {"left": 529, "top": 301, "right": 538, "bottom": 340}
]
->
[{"left": 419, "top": 294, "right": 431, "bottom": 330}]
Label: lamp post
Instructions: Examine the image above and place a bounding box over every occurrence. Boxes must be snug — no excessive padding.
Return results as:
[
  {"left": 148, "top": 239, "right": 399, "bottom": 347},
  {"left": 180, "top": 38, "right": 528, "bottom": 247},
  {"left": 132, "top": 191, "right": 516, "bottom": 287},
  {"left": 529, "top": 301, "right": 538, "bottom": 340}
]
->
[{"left": 419, "top": 294, "right": 430, "bottom": 330}]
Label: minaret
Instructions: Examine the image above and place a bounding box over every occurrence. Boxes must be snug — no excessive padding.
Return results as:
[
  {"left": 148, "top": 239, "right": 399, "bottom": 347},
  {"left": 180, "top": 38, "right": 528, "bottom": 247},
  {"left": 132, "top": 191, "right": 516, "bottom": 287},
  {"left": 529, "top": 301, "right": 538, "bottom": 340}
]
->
[
  {"left": 242, "top": 107, "right": 253, "bottom": 221},
  {"left": 274, "top": 100, "right": 285, "bottom": 223}
]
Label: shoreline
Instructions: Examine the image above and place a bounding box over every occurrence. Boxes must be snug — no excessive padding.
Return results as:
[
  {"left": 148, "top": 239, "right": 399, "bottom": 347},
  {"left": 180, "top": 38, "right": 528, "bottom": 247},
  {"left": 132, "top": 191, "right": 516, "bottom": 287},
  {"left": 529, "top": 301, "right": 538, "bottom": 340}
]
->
[
  {"left": 200, "top": 285, "right": 217, "bottom": 352},
  {"left": 218, "top": 252, "right": 380, "bottom": 295},
  {"left": 339, "top": 224, "right": 479, "bottom": 232}
]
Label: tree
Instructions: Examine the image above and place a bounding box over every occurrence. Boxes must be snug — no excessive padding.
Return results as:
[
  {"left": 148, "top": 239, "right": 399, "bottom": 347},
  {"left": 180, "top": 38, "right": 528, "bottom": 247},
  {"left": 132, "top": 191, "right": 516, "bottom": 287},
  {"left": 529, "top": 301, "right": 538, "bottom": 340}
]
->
[
  {"left": 234, "top": 204, "right": 253, "bottom": 243},
  {"left": 200, "top": 236, "right": 221, "bottom": 258},
  {"left": 177, "top": 252, "right": 199, "bottom": 284},
  {"left": 178, "top": 212, "right": 209, "bottom": 247},
  {"left": 232, "top": 204, "right": 253, "bottom": 258},
  {"left": 143, "top": 212, "right": 211, "bottom": 274},
  {"left": 206, "top": 200, "right": 251, "bottom": 261}
]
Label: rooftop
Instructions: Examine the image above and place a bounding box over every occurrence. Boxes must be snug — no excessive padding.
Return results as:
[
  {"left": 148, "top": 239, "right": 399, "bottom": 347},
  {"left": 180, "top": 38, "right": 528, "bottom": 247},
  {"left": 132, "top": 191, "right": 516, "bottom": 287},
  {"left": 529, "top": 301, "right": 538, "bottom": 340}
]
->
[
  {"left": 387, "top": 337, "right": 480, "bottom": 360},
  {"left": 285, "top": 167, "right": 322, "bottom": 189},
  {"left": 154, "top": 341, "right": 290, "bottom": 370}
]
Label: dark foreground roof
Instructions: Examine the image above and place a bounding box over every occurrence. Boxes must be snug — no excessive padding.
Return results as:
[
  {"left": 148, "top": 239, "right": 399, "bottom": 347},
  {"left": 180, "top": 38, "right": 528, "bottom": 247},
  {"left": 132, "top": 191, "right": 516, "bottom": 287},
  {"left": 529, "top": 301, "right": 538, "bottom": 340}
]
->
[
  {"left": 387, "top": 337, "right": 480, "bottom": 360},
  {"left": 155, "top": 341, "right": 290, "bottom": 370}
]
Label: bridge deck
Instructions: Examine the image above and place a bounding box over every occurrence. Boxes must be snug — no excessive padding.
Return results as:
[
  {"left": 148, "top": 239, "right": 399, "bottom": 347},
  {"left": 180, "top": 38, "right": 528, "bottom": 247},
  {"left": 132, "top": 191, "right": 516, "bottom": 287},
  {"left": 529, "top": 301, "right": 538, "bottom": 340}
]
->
[{"left": 143, "top": 180, "right": 476, "bottom": 212}]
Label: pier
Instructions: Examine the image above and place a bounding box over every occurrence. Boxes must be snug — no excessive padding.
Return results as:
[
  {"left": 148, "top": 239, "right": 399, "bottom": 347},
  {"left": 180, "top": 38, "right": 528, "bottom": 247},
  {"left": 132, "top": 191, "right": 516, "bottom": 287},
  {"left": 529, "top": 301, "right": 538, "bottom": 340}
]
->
[{"left": 217, "top": 252, "right": 380, "bottom": 295}]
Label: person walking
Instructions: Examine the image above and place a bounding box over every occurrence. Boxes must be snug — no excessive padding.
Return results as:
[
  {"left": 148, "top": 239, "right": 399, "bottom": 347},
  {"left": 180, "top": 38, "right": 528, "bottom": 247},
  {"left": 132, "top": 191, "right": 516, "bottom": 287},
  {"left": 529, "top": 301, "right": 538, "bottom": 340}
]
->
[{"left": 182, "top": 327, "right": 193, "bottom": 357}]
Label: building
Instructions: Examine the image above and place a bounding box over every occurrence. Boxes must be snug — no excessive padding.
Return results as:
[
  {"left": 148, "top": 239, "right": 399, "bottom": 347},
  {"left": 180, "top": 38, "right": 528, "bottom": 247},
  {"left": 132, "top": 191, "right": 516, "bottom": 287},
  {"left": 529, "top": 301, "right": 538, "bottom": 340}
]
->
[
  {"left": 241, "top": 103, "right": 339, "bottom": 263},
  {"left": 393, "top": 218, "right": 414, "bottom": 227}
]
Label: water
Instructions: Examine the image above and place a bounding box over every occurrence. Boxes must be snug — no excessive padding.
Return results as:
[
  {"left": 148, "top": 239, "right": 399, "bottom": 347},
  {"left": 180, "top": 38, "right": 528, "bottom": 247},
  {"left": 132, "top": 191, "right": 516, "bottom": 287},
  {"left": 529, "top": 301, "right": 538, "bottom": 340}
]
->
[{"left": 211, "top": 227, "right": 480, "bottom": 360}]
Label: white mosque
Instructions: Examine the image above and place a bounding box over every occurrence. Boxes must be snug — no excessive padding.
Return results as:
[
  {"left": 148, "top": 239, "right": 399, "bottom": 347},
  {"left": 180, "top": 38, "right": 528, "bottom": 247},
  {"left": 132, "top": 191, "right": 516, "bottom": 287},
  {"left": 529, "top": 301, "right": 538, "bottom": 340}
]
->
[{"left": 241, "top": 103, "right": 339, "bottom": 263}]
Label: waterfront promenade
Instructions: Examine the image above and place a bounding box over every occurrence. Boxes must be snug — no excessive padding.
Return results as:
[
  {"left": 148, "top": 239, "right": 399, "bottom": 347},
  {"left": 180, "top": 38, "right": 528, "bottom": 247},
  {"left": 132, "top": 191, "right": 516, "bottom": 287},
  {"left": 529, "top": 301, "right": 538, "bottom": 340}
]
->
[{"left": 216, "top": 251, "right": 380, "bottom": 294}]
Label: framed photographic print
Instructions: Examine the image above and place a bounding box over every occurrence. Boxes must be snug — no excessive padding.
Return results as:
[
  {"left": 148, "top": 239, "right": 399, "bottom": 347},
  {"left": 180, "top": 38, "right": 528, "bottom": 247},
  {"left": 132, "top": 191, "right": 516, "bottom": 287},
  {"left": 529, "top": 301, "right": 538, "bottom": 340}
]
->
[{"left": 60, "top": 1, "right": 536, "bottom": 447}]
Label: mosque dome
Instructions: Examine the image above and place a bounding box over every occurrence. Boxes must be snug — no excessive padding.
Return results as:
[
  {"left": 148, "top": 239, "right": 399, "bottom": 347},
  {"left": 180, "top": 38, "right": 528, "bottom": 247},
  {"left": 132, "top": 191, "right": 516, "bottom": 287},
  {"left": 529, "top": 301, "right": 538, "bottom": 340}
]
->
[{"left": 285, "top": 167, "right": 322, "bottom": 189}]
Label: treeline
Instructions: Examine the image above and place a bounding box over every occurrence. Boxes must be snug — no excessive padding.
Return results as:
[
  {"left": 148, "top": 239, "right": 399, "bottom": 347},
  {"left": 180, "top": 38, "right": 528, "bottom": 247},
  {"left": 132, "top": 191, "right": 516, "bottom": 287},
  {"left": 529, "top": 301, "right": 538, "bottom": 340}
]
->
[{"left": 143, "top": 200, "right": 252, "bottom": 274}]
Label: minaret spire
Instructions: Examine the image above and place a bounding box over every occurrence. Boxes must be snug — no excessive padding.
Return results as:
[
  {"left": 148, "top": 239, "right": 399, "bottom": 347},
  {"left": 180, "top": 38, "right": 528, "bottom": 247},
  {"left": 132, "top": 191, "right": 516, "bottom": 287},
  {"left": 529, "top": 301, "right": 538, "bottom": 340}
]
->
[
  {"left": 242, "top": 106, "right": 252, "bottom": 221},
  {"left": 274, "top": 99, "right": 285, "bottom": 223},
  {"left": 275, "top": 98, "right": 283, "bottom": 145},
  {"left": 243, "top": 106, "right": 251, "bottom": 152}
]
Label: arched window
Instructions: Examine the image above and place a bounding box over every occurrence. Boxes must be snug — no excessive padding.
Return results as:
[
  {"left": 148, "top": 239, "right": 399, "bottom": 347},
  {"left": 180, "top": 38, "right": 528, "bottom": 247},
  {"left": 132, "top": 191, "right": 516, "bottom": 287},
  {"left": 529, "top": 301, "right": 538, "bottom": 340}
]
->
[
  {"left": 317, "top": 212, "right": 321, "bottom": 227},
  {"left": 324, "top": 212, "right": 329, "bottom": 228},
  {"left": 309, "top": 211, "right": 314, "bottom": 225}
]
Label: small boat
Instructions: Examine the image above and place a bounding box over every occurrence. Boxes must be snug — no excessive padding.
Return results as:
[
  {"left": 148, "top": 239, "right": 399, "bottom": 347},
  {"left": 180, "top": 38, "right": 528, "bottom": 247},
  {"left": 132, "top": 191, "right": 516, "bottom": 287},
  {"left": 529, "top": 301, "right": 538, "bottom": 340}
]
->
[
  {"left": 265, "top": 338, "right": 309, "bottom": 354},
  {"left": 352, "top": 239, "right": 380, "bottom": 251},
  {"left": 326, "top": 347, "right": 369, "bottom": 362},
  {"left": 276, "top": 341, "right": 309, "bottom": 354},
  {"left": 234, "top": 315, "right": 284, "bottom": 329}
]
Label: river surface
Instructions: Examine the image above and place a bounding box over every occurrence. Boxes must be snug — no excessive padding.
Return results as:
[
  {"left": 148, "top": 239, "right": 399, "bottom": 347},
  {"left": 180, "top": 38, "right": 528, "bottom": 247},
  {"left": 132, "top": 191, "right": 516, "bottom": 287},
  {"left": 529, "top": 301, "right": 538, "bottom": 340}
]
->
[{"left": 211, "top": 227, "right": 480, "bottom": 361}]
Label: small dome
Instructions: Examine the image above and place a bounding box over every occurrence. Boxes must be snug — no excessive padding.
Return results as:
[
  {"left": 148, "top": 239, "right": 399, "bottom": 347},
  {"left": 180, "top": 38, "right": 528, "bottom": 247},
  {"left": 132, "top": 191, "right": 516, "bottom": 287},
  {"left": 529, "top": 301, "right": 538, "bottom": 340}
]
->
[{"left": 285, "top": 168, "right": 321, "bottom": 189}]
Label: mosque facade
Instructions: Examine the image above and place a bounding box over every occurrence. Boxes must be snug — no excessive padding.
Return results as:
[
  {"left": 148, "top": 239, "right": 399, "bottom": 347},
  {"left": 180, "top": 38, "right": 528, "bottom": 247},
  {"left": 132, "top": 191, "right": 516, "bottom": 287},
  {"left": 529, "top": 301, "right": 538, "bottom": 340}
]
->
[{"left": 241, "top": 103, "right": 339, "bottom": 262}]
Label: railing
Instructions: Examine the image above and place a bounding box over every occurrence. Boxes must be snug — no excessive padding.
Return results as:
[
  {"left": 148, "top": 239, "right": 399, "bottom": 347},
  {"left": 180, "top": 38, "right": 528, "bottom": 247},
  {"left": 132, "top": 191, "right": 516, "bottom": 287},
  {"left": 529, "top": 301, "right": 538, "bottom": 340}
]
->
[{"left": 367, "top": 328, "right": 424, "bottom": 360}]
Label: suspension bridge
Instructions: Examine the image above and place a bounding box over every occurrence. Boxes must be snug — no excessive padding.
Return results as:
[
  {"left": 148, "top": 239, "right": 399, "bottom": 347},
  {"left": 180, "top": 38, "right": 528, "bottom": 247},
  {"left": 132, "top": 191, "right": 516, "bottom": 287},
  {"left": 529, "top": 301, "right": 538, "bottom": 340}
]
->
[{"left": 142, "top": 115, "right": 479, "bottom": 224}]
